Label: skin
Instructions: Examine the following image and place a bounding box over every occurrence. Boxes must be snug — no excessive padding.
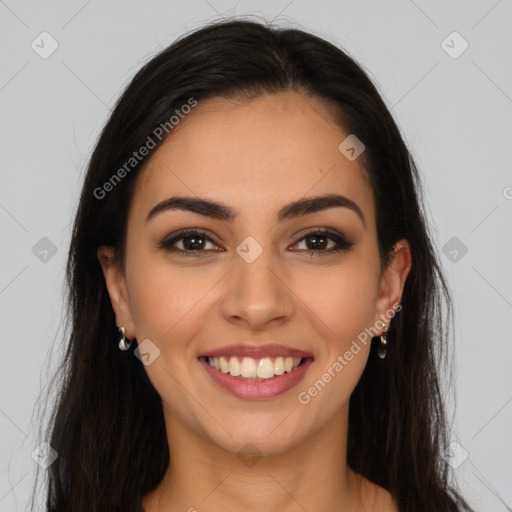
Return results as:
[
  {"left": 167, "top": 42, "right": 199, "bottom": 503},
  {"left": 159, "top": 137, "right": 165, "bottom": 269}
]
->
[{"left": 98, "top": 91, "right": 411, "bottom": 511}]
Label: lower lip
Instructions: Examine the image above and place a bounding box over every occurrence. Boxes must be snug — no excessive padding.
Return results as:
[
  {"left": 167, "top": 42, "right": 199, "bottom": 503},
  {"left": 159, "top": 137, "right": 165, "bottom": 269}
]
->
[{"left": 199, "top": 357, "right": 313, "bottom": 400}]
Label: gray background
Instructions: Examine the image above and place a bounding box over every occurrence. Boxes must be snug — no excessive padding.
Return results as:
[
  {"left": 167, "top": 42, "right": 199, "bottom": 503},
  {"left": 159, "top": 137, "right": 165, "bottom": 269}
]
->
[{"left": 1, "top": 1, "right": 511, "bottom": 511}]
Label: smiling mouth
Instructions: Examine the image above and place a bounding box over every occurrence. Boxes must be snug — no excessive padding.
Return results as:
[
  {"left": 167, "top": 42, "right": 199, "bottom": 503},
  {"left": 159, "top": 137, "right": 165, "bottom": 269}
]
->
[{"left": 200, "top": 355, "right": 309, "bottom": 381}]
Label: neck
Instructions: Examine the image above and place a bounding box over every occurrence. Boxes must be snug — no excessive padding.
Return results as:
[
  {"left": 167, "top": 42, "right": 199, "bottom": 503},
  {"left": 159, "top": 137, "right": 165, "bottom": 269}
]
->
[{"left": 142, "top": 406, "right": 365, "bottom": 512}]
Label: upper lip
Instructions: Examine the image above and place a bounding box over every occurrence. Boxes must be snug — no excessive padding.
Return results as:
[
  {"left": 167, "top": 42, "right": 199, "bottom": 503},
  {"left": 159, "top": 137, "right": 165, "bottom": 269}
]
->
[{"left": 198, "top": 343, "right": 314, "bottom": 360}]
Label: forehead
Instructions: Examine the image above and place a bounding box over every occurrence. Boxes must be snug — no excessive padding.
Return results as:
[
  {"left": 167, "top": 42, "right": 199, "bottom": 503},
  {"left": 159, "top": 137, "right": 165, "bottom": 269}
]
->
[{"left": 130, "top": 91, "right": 374, "bottom": 224}]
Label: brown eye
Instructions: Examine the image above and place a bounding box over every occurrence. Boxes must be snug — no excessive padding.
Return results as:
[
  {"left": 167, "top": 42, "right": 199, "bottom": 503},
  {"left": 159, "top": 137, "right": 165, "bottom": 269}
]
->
[
  {"left": 158, "top": 229, "right": 220, "bottom": 255},
  {"left": 290, "top": 229, "right": 354, "bottom": 255},
  {"left": 158, "top": 228, "right": 354, "bottom": 257}
]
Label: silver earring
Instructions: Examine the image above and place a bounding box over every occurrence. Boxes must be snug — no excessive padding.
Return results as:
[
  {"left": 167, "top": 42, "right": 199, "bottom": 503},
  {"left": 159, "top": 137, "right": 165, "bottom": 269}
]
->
[
  {"left": 377, "top": 326, "right": 388, "bottom": 359},
  {"left": 118, "top": 326, "right": 133, "bottom": 351}
]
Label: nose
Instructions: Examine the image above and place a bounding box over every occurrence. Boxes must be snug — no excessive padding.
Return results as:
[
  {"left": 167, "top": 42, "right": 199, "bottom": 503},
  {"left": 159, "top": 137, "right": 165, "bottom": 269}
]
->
[{"left": 220, "top": 247, "right": 295, "bottom": 331}]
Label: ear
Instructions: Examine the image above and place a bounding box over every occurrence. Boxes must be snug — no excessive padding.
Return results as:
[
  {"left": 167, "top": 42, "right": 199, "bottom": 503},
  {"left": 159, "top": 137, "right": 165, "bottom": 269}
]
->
[
  {"left": 374, "top": 239, "right": 412, "bottom": 331},
  {"left": 97, "top": 246, "right": 136, "bottom": 339}
]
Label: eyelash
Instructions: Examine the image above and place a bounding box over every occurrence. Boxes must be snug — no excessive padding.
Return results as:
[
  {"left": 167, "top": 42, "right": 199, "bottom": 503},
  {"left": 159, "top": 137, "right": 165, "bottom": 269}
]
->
[{"left": 158, "top": 228, "right": 354, "bottom": 258}]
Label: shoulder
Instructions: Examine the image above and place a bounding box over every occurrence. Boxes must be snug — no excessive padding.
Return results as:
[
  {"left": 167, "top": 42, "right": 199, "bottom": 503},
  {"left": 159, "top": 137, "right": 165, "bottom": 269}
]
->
[{"left": 359, "top": 475, "right": 398, "bottom": 512}]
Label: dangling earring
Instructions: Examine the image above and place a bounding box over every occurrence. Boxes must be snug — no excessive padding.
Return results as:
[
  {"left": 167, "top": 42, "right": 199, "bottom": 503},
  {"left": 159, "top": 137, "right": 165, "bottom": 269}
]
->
[
  {"left": 118, "top": 326, "right": 133, "bottom": 351},
  {"left": 377, "top": 325, "right": 388, "bottom": 359}
]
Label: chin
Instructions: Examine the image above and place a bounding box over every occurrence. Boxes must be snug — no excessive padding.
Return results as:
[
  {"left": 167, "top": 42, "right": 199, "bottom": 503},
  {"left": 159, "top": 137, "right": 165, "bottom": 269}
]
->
[{"left": 198, "top": 412, "right": 311, "bottom": 459}]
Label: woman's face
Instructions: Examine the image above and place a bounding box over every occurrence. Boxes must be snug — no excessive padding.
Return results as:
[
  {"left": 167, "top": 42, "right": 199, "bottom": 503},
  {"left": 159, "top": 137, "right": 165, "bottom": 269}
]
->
[{"left": 99, "top": 91, "right": 410, "bottom": 456}]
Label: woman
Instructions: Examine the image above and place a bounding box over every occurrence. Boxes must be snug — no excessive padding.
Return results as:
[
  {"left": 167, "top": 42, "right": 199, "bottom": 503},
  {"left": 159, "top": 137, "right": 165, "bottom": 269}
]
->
[{"left": 37, "top": 18, "right": 475, "bottom": 512}]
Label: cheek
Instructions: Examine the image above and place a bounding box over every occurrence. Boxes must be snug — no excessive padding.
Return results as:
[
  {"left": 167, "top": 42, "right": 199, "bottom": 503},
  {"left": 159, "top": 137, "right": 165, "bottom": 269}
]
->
[
  {"left": 294, "top": 257, "right": 380, "bottom": 347},
  {"left": 126, "top": 248, "right": 209, "bottom": 341},
  {"left": 295, "top": 263, "right": 378, "bottom": 420},
  {"left": 125, "top": 257, "right": 210, "bottom": 407}
]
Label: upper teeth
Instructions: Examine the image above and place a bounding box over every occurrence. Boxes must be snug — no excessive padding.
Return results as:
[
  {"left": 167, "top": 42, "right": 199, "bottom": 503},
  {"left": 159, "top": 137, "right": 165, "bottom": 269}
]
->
[{"left": 208, "top": 356, "right": 302, "bottom": 379}]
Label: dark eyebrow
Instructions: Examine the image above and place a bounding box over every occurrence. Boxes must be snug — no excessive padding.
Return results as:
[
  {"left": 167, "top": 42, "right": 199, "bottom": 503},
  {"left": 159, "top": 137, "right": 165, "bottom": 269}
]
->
[{"left": 146, "top": 193, "right": 365, "bottom": 227}]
